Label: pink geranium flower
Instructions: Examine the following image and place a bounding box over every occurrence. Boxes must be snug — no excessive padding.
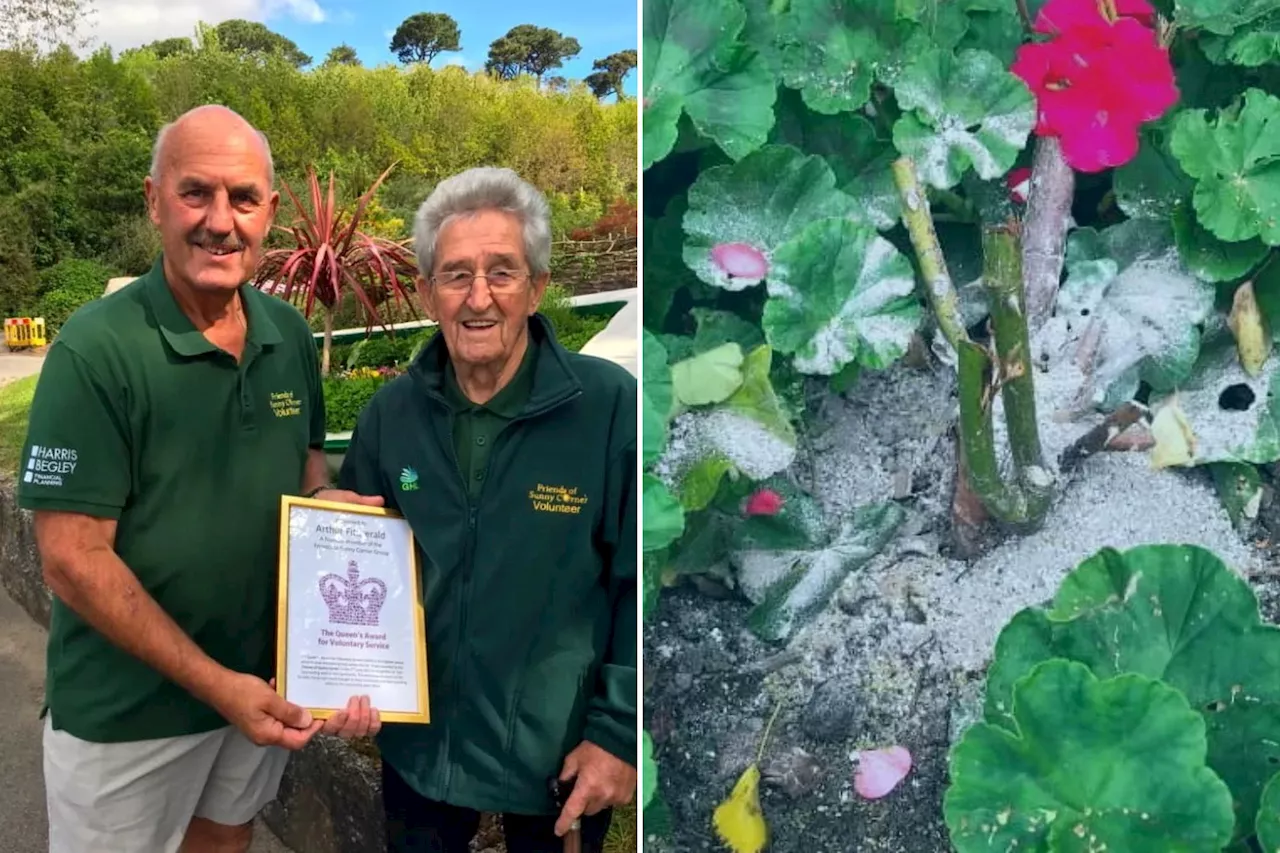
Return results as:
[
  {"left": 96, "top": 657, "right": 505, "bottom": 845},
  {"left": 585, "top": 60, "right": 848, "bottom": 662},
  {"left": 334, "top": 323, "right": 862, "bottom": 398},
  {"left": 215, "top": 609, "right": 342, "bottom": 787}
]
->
[
  {"left": 1011, "top": 0, "right": 1178, "bottom": 172},
  {"left": 744, "top": 488, "right": 784, "bottom": 517}
]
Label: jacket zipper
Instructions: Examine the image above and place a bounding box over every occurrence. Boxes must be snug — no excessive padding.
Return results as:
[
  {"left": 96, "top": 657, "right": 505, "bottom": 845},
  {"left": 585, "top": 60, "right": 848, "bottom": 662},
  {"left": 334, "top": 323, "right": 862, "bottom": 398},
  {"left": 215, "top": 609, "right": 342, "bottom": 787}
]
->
[{"left": 426, "top": 383, "right": 582, "bottom": 800}]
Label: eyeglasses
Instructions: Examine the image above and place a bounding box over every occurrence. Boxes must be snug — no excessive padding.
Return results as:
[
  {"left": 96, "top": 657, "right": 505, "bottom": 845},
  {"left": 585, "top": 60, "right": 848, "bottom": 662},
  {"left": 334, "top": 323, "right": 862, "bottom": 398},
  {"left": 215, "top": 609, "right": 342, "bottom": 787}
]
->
[{"left": 430, "top": 270, "right": 529, "bottom": 294}]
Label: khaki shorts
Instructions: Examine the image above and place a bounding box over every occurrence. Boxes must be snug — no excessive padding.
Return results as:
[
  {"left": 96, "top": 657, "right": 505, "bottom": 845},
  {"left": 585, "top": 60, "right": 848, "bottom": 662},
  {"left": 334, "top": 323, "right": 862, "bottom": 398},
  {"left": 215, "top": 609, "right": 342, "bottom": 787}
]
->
[{"left": 43, "top": 714, "right": 290, "bottom": 853}]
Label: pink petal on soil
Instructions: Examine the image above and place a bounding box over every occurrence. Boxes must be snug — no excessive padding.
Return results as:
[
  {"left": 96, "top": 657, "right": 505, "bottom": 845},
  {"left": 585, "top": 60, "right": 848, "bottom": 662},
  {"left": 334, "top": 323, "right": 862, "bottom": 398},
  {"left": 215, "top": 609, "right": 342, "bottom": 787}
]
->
[
  {"left": 854, "top": 746, "right": 912, "bottom": 799},
  {"left": 711, "top": 242, "right": 769, "bottom": 281},
  {"left": 744, "top": 488, "right": 784, "bottom": 517}
]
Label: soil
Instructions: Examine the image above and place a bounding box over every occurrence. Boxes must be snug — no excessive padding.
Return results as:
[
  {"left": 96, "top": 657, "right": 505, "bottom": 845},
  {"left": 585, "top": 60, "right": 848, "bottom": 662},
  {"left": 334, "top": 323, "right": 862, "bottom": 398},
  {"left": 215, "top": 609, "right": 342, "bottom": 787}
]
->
[{"left": 643, "top": 357, "right": 1276, "bottom": 853}]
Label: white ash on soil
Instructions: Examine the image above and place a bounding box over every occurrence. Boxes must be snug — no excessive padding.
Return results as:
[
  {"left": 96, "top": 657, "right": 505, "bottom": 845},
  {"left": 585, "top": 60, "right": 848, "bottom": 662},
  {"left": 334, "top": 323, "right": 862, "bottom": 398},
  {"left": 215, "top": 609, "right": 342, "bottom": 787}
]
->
[{"left": 646, "top": 359, "right": 1272, "bottom": 853}]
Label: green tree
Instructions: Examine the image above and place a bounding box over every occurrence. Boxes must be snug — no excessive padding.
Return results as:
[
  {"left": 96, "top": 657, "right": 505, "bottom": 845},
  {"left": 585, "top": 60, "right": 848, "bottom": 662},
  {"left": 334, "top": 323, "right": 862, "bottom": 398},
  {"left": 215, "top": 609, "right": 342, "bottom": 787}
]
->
[
  {"left": 484, "top": 25, "right": 580, "bottom": 83},
  {"left": 584, "top": 49, "right": 636, "bottom": 100},
  {"left": 389, "top": 12, "right": 460, "bottom": 65},
  {"left": 322, "top": 44, "right": 360, "bottom": 67},
  {"left": 214, "top": 19, "right": 311, "bottom": 67},
  {"left": 134, "top": 37, "right": 193, "bottom": 59}
]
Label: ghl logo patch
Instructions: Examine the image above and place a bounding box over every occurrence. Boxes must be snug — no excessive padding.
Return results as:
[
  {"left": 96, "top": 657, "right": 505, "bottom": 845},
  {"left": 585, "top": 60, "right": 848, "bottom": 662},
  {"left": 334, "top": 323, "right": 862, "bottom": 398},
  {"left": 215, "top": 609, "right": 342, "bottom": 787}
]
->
[{"left": 23, "top": 444, "right": 77, "bottom": 487}]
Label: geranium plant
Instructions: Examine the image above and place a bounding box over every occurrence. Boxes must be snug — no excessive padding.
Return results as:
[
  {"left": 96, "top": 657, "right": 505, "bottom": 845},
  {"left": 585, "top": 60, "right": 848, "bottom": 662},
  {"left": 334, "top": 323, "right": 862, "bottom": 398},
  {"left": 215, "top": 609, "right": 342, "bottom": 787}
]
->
[{"left": 253, "top": 163, "right": 418, "bottom": 376}]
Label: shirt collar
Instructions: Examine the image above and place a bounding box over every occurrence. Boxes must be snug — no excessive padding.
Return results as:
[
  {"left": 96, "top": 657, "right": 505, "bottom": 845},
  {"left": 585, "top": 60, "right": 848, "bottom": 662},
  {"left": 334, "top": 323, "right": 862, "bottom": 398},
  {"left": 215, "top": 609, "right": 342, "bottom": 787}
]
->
[
  {"left": 142, "top": 254, "right": 283, "bottom": 358},
  {"left": 443, "top": 332, "right": 539, "bottom": 418}
]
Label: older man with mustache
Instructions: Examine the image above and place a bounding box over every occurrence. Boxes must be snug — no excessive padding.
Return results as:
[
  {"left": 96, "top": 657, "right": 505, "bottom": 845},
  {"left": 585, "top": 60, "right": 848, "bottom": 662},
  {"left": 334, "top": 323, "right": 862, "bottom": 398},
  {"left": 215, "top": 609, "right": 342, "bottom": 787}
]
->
[{"left": 18, "top": 104, "right": 377, "bottom": 853}]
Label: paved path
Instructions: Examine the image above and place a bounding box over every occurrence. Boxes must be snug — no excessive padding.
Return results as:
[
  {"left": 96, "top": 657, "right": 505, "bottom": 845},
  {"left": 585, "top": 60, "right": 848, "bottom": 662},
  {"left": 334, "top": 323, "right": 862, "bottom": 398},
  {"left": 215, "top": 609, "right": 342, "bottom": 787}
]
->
[
  {"left": 0, "top": 350, "right": 45, "bottom": 386},
  {"left": 0, "top": 582, "right": 291, "bottom": 852}
]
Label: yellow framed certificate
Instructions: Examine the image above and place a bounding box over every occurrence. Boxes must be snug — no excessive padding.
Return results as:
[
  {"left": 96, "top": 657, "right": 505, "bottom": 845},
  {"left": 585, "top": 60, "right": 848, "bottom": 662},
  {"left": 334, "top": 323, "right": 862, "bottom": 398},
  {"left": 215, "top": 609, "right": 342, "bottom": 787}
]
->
[{"left": 274, "top": 494, "right": 430, "bottom": 724}]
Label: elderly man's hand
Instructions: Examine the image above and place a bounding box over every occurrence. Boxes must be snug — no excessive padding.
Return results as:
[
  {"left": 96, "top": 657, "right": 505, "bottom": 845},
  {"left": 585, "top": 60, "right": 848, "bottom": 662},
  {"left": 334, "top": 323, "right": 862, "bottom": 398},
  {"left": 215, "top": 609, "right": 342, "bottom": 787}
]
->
[
  {"left": 553, "top": 741, "right": 636, "bottom": 837},
  {"left": 311, "top": 488, "right": 385, "bottom": 508},
  {"left": 320, "top": 694, "right": 381, "bottom": 739}
]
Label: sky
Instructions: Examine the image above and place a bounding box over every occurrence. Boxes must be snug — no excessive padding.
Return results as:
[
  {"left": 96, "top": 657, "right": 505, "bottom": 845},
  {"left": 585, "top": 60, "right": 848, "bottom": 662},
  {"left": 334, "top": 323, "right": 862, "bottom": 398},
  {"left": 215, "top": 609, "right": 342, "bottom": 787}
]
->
[{"left": 78, "top": 0, "right": 638, "bottom": 95}]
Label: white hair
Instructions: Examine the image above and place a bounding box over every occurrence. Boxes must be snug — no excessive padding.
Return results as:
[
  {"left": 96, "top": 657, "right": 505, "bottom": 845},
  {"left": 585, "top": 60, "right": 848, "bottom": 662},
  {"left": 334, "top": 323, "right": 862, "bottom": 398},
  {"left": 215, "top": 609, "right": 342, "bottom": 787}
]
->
[
  {"left": 412, "top": 167, "right": 551, "bottom": 277},
  {"left": 149, "top": 105, "right": 275, "bottom": 186}
]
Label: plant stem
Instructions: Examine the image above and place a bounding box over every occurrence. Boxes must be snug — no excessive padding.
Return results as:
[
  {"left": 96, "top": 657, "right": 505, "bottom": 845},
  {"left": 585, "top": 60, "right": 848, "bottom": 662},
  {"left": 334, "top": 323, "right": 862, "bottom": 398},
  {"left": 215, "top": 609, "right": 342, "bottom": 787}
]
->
[
  {"left": 891, "top": 157, "right": 970, "bottom": 353},
  {"left": 955, "top": 227, "right": 1053, "bottom": 528},
  {"left": 984, "top": 226, "right": 1044, "bottom": 479},
  {"left": 1022, "top": 137, "right": 1075, "bottom": 333},
  {"left": 756, "top": 699, "right": 784, "bottom": 764},
  {"left": 322, "top": 309, "right": 334, "bottom": 377}
]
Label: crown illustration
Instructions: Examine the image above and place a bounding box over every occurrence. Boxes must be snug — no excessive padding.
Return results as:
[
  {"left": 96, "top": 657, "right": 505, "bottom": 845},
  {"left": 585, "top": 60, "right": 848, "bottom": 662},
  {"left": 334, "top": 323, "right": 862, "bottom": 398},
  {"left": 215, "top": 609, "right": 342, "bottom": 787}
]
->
[{"left": 319, "top": 559, "right": 388, "bottom": 627}]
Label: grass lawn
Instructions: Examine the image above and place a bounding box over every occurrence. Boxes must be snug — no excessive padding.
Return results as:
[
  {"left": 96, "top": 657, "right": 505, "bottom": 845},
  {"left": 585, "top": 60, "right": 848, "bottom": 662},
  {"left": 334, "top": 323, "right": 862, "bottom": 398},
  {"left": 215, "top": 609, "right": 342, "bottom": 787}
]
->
[{"left": 0, "top": 374, "right": 36, "bottom": 479}]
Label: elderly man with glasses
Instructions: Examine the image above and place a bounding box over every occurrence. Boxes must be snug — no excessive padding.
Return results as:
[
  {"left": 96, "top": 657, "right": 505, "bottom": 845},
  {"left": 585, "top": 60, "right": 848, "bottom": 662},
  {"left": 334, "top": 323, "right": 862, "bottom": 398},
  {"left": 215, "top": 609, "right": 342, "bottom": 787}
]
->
[{"left": 332, "top": 167, "right": 638, "bottom": 853}]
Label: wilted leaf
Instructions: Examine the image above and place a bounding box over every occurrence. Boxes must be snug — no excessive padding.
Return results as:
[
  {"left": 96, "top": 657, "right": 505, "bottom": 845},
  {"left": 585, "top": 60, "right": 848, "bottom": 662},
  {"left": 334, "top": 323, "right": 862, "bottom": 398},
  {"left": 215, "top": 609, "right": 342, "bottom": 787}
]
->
[
  {"left": 735, "top": 500, "right": 904, "bottom": 643},
  {"left": 983, "top": 544, "right": 1280, "bottom": 843},
  {"left": 1230, "top": 280, "right": 1273, "bottom": 376},
  {"left": 1150, "top": 397, "right": 1197, "bottom": 469},
  {"left": 1209, "top": 461, "right": 1264, "bottom": 528},
  {"left": 713, "top": 764, "right": 768, "bottom": 853},
  {"left": 671, "top": 342, "right": 746, "bottom": 407},
  {"left": 1059, "top": 219, "right": 1216, "bottom": 405},
  {"left": 763, "top": 217, "right": 921, "bottom": 376},
  {"left": 948, "top": 659, "right": 1235, "bottom": 852}
]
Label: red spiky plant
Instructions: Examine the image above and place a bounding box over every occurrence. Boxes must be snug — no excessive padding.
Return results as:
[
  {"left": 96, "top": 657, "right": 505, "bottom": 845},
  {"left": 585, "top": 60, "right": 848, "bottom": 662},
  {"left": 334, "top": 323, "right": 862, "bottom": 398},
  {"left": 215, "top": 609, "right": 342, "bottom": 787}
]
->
[{"left": 254, "top": 162, "right": 419, "bottom": 376}]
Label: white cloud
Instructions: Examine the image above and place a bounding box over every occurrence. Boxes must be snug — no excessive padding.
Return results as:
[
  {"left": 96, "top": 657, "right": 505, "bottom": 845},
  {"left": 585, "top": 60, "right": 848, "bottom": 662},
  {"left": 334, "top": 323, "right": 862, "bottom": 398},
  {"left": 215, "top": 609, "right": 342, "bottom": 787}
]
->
[{"left": 78, "top": 0, "right": 326, "bottom": 53}]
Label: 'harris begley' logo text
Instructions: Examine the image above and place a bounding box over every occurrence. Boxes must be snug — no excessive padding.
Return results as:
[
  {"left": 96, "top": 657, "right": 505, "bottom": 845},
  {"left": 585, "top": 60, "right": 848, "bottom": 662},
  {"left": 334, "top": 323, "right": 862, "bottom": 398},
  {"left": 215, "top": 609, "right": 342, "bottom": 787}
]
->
[
  {"left": 23, "top": 444, "right": 77, "bottom": 487},
  {"left": 529, "top": 483, "right": 588, "bottom": 515}
]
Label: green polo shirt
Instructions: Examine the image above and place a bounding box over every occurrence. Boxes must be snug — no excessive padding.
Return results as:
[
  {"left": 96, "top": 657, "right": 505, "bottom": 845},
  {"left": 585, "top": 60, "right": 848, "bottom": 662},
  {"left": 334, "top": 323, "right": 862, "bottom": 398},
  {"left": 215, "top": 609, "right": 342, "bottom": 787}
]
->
[
  {"left": 442, "top": 338, "right": 537, "bottom": 499},
  {"left": 17, "top": 255, "right": 325, "bottom": 743}
]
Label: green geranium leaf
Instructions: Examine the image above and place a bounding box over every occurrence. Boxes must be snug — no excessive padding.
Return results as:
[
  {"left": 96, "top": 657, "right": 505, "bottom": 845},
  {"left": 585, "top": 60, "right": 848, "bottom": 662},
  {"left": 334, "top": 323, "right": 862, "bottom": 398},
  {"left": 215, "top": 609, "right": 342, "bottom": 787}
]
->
[
  {"left": 763, "top": 217, "right": 922, "bottom": 376},
  {"left": 1173, "top": 0, "right": 1278, "bottom": 36},
  {"left": 983, "top": 545, "right": 1280, "bottom": 843},
  {"left": 1060, "top": 219, "right": 1216, "bottom": 404},
  {"left": 689, "top": 308, "right": 767, "bottom": 355},
  {"left": 1209, "top": 461, "right": 1264, "bottom": 528},
  {"left": 642, "top": 0, "right": 777, "bottom": 169},
  {"left": 671, "top": 342, "right": 745, "bottom": 407},
  {"left": 947, "top": 659, "right": 1235, "bottom": 852},
  {"left": 889, "top": 47, "right": 1035, "bottom": 190},
  {"left": 1172, "top": 202, "right": 1270, "bottom": 283},
  {"left": 682, "top": 144, "right": 862, "bottom": 291},
  {"left": 1147, "top": 327, "right": 1280, "bottom": 466},
  {"left": 1200, "top": 10, "right": 1280, "bottom": 66},
  {"left": 1114, "top": 125, "right": 1194, "bottom": 221},
  {"left": 1170, "top": 88, "right": 1280, "bottom": 246},
  {"left": 643, "top": 330, "right": 674, "bottom": 467},
  {"left": 956, "top": 10, "right": 1025, "bottom": 65},
  {"left": 642, "top": 731, "right": 658, "bottom": 810},
  {"left": 643, "top": 474, "right": 685, "bottom": 552},
  {"left": 1257, "top": 772, "right": 1280, "bottom": 851},
  {"left": 736, "top": 500, "right": 903, "bottom": 643},
  {"left": 769, "top": 93, "right": 901, "bottom": 229},
  {"left": 777, "top": 0, "right": 919, "bottom": 115}
]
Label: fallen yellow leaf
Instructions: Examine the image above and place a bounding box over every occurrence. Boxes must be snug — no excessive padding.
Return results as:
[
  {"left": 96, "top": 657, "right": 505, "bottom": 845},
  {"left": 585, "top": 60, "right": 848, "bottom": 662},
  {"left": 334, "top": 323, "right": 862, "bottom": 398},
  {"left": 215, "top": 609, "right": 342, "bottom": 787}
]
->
[
  {"left": 1229, "top": 280, "right": 1272, "bottom": 377},
  {"left": 713, "top": 764, "right": 768, "bottom": 853},
  {"left": 1150, "top": 398, "right": 1196, "bottom": 469}
]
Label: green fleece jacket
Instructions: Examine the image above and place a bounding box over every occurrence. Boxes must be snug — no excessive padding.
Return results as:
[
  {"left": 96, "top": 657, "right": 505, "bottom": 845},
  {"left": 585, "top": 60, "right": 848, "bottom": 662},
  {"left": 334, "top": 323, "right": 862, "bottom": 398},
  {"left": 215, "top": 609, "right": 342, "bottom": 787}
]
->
[{"left": 336, "top": 313, "right": 637, "bottom": 815}]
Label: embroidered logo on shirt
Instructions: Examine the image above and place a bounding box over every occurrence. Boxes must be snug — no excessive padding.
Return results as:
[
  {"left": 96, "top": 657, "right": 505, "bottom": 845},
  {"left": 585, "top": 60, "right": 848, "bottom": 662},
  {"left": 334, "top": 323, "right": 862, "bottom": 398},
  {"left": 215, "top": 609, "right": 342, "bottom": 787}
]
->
[
  {"left": 270, "top": 390, "right": 302, "bottom": 418},
  {"left": 528, "top": 483, "right": 588, "bottom": 515},
  {"left": 23, "top": 444, "right": 77, "bottom": 487},
  {"left": 400, "top": 467, "right": 421, "bottom": 491}
]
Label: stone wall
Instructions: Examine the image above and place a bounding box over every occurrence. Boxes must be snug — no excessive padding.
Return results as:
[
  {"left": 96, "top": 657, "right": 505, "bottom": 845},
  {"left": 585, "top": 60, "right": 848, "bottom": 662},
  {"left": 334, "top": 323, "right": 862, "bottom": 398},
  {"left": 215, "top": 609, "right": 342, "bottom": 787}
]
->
[{"left": 0, "top": 478, "right": 387, "bottom": 852}]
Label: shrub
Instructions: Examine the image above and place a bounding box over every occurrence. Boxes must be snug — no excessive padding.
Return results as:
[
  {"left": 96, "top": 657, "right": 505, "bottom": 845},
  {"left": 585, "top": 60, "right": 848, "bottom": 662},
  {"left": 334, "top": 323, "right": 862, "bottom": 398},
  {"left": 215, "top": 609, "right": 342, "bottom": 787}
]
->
[
  {"left": 37, "top": 258, "right": 118, "bottom": 335},
  {"left": 323, "top": 371, "right": 396, "bottom": 433}
]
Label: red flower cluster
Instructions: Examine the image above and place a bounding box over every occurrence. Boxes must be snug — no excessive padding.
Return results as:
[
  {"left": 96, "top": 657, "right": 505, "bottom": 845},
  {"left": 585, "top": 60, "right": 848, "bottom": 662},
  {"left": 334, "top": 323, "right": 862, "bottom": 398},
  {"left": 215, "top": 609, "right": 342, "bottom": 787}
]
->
[{"left": 1011, "top": 0, "right": 1178, "bottom": 173}]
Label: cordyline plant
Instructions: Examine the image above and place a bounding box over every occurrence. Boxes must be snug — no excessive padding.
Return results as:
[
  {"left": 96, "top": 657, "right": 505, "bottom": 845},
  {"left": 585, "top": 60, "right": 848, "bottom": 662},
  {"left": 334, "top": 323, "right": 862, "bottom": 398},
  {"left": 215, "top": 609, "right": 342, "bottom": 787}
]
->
[{"left": 253, "top": 163, "right": 418, "bottom": 376}]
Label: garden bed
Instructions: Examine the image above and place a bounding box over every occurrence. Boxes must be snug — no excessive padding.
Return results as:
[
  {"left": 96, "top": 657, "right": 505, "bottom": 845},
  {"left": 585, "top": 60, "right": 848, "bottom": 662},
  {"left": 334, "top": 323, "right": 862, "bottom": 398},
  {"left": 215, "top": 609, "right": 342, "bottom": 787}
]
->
[{"left": 642, "top": 357, "right": 1280, "bottom": 852}]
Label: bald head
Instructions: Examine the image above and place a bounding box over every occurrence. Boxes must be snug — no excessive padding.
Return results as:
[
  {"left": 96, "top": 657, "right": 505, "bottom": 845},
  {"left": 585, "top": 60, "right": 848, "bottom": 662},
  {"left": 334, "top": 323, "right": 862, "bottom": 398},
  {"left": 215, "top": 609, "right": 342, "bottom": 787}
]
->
[{"left": 149, "top": 105, "right": 275, "bottom": 188}]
